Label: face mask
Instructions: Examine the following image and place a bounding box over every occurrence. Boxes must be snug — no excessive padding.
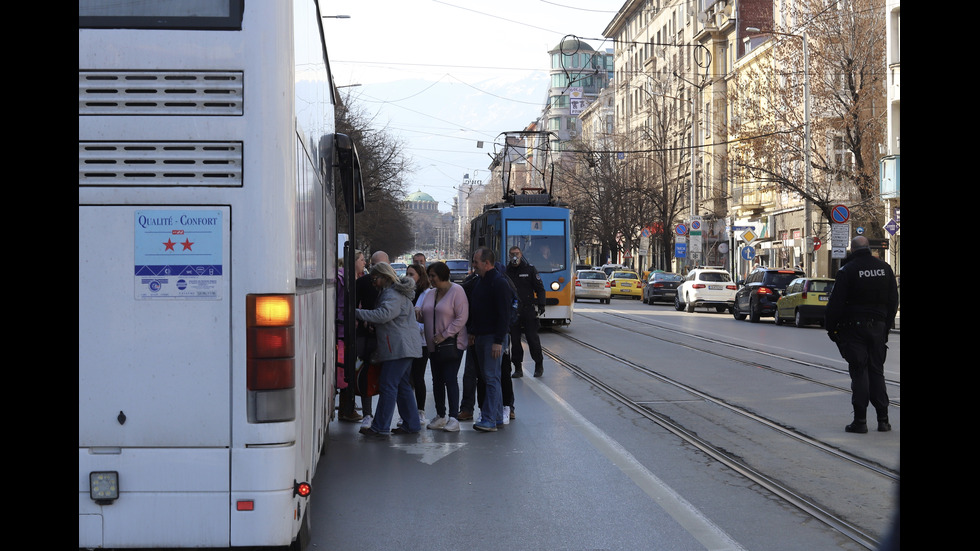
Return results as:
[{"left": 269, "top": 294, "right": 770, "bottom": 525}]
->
[{"left": 511, "top": 255, "right": 520, "bottom": 265}]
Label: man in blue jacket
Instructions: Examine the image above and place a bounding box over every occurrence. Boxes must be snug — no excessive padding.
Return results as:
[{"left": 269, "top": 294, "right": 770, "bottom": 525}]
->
[{"left": 466, "top": 247, "right": 511, "bottom": 432}]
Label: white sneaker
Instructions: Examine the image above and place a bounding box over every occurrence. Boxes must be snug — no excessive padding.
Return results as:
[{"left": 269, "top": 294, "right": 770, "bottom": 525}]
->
[
  {"left": 502, "top": 406, "right": 511, "bottom": 425},
  {"left": 419, "top": 410, "right": 427, "bottom": 426},
  {"left": 360, "top": 415, "right": 373, "bottom": 430},
  {"left": 427, "top": 416, "right": 448, "bottom": 430},
  {"left": 443, "top": 417, "right": 460, "bottom": 432}
]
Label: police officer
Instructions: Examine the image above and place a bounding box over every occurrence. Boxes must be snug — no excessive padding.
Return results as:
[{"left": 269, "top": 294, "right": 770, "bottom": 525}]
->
[
  {"left": 825, "top": 236, "right": 899, "bottom": 433},
  {"left": 506, "top": 246, "right": 547, "bottom": 377}
]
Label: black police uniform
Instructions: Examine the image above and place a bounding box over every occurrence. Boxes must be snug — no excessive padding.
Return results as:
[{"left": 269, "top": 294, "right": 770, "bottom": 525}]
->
[
  {"left": 825, "top": 247, "right": 899, "bottom": 433},
  {"left": 506, "top": 256, "right": 547, "bottom": 377}
]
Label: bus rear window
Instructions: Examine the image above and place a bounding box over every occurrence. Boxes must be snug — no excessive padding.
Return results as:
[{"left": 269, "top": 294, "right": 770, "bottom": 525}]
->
[{"left": 79, "top": 0, "right": 244, "bottom": 30}]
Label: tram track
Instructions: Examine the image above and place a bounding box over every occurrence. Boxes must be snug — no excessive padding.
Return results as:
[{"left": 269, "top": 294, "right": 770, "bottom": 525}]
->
[
  {"left": 580, "top": 311, "right": 899, "bottom": 406},
  {"left": 541, "top": 322, "right": 898, "bottom": 550}
]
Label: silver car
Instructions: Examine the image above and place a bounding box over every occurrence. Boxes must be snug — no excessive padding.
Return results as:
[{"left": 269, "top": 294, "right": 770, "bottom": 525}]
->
[{"left": 574, "top": 270, "right": 611, "bottom": 304}]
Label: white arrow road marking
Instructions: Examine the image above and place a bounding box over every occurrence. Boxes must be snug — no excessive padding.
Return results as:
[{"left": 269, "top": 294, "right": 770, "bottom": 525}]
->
[{"left": 390, "top": 442, "right": 467, "bottom": 465}]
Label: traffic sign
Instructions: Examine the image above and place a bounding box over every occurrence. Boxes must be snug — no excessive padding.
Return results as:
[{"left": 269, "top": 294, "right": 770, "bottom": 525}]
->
[
  {"left": 740, "top": 229, "right": 757, "bottom": 243},
  {"left": 884, "top": 218, "right": 899, "bottom": 236},
  {"left": 676, "top": 223, "right": 687, "bottom": 235},
  {"left": 831, "top": 223, "right": 850, "bottom": 259},
  {"left": 831, "top": 204, "right": 850, "bottom": 224},
  {"left": 741, "top": 247, "right": 756, "bottom": 260}
]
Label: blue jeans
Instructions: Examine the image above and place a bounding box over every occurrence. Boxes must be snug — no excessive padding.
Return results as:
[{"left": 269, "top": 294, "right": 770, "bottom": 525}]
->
[
  {"left": 370, "top": 357, "right": 420, "bottom": 434},
  {"left": 472, "top": 334, "right": 503, "bottom": 425},
  {"left": 430, "top": 346, "right": 463, "bottom": 419}
]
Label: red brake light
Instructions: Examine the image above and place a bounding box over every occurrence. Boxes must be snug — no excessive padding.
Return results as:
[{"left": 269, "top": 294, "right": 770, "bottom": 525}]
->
[
  {"left": 653, "top": 282, "right": 664, "bottom": 288},
  {"left": 604, "top": 281, "right": 610, "bottom": 288},
  {"left": 726, "top": 285, "right": 737, "bottom": 290},
  {"left": 692, "top": 283, "right": 706, "bottom": 289},
  {"left": 756, "top": 287, "right": 773, "bottom": 295},
  {"left": 247, "top": 294, "right": 296, "bottom": 391},
  {"left": 575, "top": 280, "right": 582, "bottom": 286}
]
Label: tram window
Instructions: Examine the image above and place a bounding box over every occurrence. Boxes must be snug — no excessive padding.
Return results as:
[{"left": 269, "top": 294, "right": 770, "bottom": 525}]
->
[
  {"left": 508, "top": 235, "right": 564, "bottom": 272},
  {"left": 506, "top": 219, "right": 566, "bottom": 273}
]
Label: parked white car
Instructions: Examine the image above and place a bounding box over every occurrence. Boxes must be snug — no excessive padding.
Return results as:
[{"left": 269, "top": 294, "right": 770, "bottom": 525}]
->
[{"left": 675, "top": 268, "right": 738, "bottom": 313}]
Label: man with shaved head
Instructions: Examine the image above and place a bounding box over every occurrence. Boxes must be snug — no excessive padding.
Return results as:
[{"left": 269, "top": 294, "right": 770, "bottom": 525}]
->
[{"left": 826, "top": 236, "right": 899, "bottom": 433}]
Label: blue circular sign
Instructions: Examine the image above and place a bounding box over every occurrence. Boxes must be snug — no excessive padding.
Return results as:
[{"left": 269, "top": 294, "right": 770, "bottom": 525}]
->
[
  {"left": 831, "top": 204, "right": 850, "bottom": 224},
  {"left": 741, "top": 247, "right": 756, "bottom": 260},
  {"left": 676, "top": 224, "right": 687, "bottom": 235}
]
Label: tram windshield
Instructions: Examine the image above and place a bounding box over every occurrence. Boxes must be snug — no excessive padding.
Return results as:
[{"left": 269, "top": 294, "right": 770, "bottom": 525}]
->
[{"left": 506, "top": 219, "right": 565, "bottom": 273}]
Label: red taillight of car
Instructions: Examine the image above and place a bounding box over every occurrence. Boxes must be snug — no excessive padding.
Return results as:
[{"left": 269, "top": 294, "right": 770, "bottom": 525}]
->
[
  {"left": 726, "top": 285, "right": 737, "bottom": 290},
  {"left": 610, "top": 281, "right": 617, "bottom": 287},
  {"left": 575, "top": 280, "right": 582, "bottom": 287},
  {"left": 801, "top": 292, "right": 807, "bottom": 299},
  {"left": 604, "top": 281, "right": 611, "bottom": 288},
  {"left": 756, "top": 286, "right": 774, "bottom": 295},
  {"left": 653, "top": 282, "right": 664, "bottom": 288},
  {"left": 692, "top": 283, "right": 706, "bottom": 289}
]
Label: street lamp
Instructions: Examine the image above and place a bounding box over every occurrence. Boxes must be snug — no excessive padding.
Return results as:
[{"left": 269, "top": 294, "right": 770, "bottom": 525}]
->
[{"left": 747, "top": 27, "right": 811, "bottom": 277}]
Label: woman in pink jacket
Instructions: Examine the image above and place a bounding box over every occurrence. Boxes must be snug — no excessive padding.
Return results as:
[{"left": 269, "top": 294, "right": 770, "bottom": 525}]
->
[{"left": 418, "top": 261, "right": 469, "bottom": 432}]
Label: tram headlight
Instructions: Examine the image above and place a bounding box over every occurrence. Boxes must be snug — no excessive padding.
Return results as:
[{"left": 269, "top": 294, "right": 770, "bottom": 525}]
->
[{"left": 550, "top": 281, "right": 560, "bottom": 291}]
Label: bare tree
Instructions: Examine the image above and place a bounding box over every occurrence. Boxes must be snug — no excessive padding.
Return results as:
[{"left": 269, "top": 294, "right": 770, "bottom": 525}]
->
[
  {"left": 635, "top": 80, "right": 696, "bottom": 271},
  {"left": 335, "top": 93, "right": 415, "bottom": 256},
  {"left": 557, "top": 135, "right": 653, "bottom": 269},
  {"left": 729, "top": 0, "right": 887, "bottom": 241}
]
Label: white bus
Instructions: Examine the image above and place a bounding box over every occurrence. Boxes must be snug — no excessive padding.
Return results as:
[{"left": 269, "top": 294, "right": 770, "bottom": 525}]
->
[{"left": 78, "top": 2, "right": 363, "bottom": 549}]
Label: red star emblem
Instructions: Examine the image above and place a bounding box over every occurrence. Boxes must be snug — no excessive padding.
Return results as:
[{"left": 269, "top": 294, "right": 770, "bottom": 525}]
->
[
  {"left": 181, "top": 239, "right": 194, "bottom": 251},
  {"left": 163, "top": 238, "right": 176, "bottom": 251}
]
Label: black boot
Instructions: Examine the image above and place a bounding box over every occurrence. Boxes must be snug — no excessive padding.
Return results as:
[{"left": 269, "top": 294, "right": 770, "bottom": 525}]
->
[
  {"left": 877, "top": 417, "right": 891, "bottom": 432},
  {"left": 845, "top": 420, "right": 868, "bottom": 433},
  {"left": 533, "top": 362, "right": 543, "bottom": 377},
  {"left": 512, "top": 362, "right": 523, "bottom": 378}
]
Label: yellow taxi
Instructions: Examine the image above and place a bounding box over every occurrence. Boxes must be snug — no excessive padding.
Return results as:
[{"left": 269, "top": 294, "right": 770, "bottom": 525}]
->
[
  {"left": 608, "top": 270, "right": 643, "bottom": 300},
  {"left": 774, "top": 277, "right": 835, "bottom": 327}
]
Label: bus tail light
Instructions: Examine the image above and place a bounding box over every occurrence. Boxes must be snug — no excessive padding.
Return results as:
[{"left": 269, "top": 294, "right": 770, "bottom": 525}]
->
[
  {"left": 294, "top": 481, "right": 312, "bottom": 498},
  {"left": 247, "top": 294, "right": 296, "bottom": 422}
]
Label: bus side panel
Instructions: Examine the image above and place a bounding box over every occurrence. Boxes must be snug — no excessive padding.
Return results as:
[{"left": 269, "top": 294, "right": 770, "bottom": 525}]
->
[
  {"left": 229, "top": 445, "right": 303, "bottom": 547},
  {"left": 79, "top": 205, "right": 233, "bottom": 547},
  {"left": 79, "top": 205, "right": 232, "bottom": 447},
  {"left": 79, "top": 448, "right": 230, "bottom": 548}
]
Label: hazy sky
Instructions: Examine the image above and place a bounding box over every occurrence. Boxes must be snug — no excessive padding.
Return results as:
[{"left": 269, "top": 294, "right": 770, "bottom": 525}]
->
[{"left": 324, "top": 0, "right": 625, "bottom": 212}]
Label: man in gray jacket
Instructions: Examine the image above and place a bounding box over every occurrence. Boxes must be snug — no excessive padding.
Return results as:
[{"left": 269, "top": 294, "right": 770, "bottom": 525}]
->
[{"left": 354, "top": 262, "right": 424, "bottom": 438}]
